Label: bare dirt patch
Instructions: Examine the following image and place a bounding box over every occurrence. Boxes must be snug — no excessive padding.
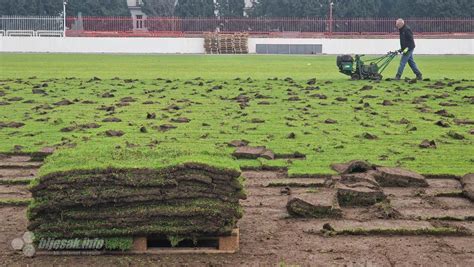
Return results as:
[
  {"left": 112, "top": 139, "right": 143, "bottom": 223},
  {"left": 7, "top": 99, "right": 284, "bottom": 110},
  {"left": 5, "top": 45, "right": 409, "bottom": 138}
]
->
[
  {"left": 0, "top": 162, "right": 42, "bottom": 168},
  {"left": 0, "top": 156, "right": 33, "bottom": 163},
  {"left": 0, "top": 207, "right": 28, "bottom": 259},
  {"left": 0, "top": 185, "right": 31, "bottom": 199},
  {"left": 1, "top": 171, "right": 474, "bottom": 266},
  {"left": 0, "top": 169, "right": 37, "bottom": 180}
]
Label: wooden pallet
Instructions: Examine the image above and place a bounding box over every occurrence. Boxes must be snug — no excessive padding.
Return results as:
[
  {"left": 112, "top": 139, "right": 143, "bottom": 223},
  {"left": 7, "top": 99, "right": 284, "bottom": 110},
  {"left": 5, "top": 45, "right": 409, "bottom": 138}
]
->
[
  {"left": 36, "top": 229, "right": 240, "bottom": 255},
  {"left": 204, "top": 32, "right": 220, "bottom": 54},
  {"left": 132, "top": 228, "right": 240, "bottom": 254}
]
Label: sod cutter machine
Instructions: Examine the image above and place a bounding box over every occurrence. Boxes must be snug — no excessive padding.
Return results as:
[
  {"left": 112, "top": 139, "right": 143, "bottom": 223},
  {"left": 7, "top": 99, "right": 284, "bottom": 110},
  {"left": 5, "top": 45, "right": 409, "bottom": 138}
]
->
[{"left": 337, "top": 51, "right": 399, "bottom": 80}]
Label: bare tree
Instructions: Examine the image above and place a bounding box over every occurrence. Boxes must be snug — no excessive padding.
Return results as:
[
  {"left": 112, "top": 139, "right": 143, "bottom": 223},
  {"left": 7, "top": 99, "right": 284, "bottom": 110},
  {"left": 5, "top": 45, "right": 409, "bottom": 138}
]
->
[{"left": 142, "top": 0, "right": 176, "bottom": 16}]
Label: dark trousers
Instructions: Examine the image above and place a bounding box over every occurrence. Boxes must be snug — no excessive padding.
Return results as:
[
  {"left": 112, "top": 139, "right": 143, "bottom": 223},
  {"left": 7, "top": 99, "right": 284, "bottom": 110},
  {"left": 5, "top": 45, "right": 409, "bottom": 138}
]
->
[{"left": 397, "top": 49, "right": 422, "bottom": 77}]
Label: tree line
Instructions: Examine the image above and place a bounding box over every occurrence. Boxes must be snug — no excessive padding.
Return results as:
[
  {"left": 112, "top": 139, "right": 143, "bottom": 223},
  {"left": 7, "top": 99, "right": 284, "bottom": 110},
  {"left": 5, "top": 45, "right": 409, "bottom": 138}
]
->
[
  {"left": 0, "top": 0, "right": 130, "bottom": 16},
  {"left": 249, "top": 0, "right": 473, "bottom": 18},
  {"left": 1, "top": 0, "right": 472, "bottom": 18}
]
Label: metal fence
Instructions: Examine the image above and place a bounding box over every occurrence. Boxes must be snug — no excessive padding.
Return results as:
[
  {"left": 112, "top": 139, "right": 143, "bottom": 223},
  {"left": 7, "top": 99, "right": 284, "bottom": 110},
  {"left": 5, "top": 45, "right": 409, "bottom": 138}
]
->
[
  {"left": 67, "top": 17, "right": 474, "bottom": 37},
  {"left": 1, "top": 16, "right": 473, "bottom": 37},
  {"left": 0, "top": 15, "right": 64, "bottom": 37},
  {"left": 333, "top": 18, "right": 473, "bottom": 34}
]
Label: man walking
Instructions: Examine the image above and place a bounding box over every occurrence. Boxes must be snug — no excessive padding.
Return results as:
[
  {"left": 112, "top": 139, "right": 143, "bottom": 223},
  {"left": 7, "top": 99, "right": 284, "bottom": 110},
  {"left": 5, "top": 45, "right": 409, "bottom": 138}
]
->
[{"left": 395, "top": 19, "right": 423, "bottom": 80}]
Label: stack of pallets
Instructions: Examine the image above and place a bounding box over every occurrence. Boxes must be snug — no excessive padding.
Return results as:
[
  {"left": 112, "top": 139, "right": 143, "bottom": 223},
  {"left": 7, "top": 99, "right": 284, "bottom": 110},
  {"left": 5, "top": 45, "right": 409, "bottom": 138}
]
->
[
  {"left": 218, "top": 34, "right": 235, "bottom": 54},
  {"left": 233, "top": 33, "right": 249, "bottom": 54},
  {"left": 204, "top": 33, "right": 249, "bottom": 54},
  {"left": 204, "top": 33, "right": 219, "bottom": 54}
]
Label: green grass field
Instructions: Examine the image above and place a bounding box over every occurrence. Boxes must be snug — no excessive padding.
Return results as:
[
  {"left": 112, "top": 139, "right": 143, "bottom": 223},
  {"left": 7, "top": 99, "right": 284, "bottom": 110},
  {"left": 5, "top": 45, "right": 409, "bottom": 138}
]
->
[
  {"left": 0, "top": 53, "right": 473, "bottom": 176},
  {"left": 1, "top": 54, "right": 473, "bottom": 80}
]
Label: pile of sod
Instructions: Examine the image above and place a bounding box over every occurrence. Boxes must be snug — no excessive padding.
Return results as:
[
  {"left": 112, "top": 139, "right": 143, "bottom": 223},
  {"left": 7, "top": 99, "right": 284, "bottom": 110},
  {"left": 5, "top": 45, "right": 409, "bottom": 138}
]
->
[{"left": 27, "top": 143, "right": 245, "bottom": 247}]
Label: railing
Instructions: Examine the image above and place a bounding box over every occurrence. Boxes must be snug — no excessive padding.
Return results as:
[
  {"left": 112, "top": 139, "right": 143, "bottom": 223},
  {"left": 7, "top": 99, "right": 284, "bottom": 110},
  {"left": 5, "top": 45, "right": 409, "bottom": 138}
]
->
[
  {"left": 1, "top": 16, "right": 473, "bottom": 37},
  {"left": 0, "top": 15, "right": 64, "bottom": 37},
  {"left": 66, "top": 17, "right": 474, "bottom": 37},
  {"left": 333, "top": 18, "right": 473, "bottom": 35}
]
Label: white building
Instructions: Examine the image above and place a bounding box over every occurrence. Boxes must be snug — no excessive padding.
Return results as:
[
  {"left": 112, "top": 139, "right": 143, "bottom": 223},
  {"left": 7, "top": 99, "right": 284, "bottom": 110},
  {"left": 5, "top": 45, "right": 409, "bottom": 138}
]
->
[
  {"left": 126, "top": 0, "right": 143, "bottom": 6},
  {"left": 126, "top": 0, "right": 147, "bottom": 30}
]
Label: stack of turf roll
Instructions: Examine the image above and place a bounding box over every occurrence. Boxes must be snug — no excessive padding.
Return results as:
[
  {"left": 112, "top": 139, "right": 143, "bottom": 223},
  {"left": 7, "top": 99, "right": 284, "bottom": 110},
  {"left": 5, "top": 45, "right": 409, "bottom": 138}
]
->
[{"left": 28, "top": 144, "right": 246, "bottom": 250}]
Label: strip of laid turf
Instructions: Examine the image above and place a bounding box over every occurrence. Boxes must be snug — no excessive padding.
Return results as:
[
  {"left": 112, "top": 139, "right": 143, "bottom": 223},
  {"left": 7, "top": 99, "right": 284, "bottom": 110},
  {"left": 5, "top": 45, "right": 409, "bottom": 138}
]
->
[
  {"left": 0, "top": 198, "right": 31, "bottom": 206},
  {"left": 36, "top": 143, "right": 240, "bottom": 177},
  {"left": 29, "top": 183, "right": 245, "bottom": 214},
  {"left": 29, "top": 200, "right": 242, "bottom": 233},
  {"left": 0, "top": 178, "right": 32, "bottom": 185},
  {"left": 33, "top": 165, "right": 243, "bottom": 190},
  {"left": 315, "top": 227, "right": 471, "bottom": 236},
  {"left": 1, "top": 54, "right": 473, "bottom": 80},
  {"left": 1, "top": 56, "right": 473, "bottom": 176},
  {"left": 33, "top": 222, "right": 237, "bottom": 240},
  {"left": 29, "top": 198, "right": 242, "bottom": 221}
]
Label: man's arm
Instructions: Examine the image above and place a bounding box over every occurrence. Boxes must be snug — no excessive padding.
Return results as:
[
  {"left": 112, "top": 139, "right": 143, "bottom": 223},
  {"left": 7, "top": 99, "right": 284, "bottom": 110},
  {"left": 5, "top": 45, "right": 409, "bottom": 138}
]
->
[{"left": 399, "top": 28, "right": 413, "bottom": 54}]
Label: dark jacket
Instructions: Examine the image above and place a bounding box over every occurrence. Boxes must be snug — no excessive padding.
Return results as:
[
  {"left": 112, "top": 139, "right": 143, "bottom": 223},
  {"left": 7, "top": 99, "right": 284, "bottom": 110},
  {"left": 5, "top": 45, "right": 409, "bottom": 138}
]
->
[{"left": 399, "top": 25, "right": 416, "bottom": 51}]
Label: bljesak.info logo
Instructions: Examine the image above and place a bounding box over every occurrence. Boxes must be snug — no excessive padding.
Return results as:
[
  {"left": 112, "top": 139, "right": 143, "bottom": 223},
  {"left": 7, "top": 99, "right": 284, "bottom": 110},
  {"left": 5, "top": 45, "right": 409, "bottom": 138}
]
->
[{"left": 11, "top": 231, "right": 105, "bottom": 257}]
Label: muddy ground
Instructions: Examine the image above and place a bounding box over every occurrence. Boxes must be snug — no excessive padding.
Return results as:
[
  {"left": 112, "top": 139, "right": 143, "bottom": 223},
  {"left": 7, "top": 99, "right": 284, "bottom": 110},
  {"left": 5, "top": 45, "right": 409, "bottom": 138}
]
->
[{"left": 1, "top": 161, "right": 473, "bottom": 266}]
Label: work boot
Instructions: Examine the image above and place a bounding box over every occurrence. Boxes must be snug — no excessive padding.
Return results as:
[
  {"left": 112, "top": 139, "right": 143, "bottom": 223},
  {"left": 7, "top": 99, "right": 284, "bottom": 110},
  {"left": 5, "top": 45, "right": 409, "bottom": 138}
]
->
[{"left": 416, "top": 74, "right": 423, "bottom": 81}]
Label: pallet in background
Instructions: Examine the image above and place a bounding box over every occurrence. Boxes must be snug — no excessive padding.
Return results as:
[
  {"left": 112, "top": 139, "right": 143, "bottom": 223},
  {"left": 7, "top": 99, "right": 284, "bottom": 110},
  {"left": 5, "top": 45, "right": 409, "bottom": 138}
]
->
[{"left": 204, "top": 33, "right": 249, "bottom": 54}]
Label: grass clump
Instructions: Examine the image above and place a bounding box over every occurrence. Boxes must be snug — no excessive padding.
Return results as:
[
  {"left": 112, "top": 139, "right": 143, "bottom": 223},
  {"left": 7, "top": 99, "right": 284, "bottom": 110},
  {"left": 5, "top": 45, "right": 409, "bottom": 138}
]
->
[
  {"left": 168, "top": 236, "right": 185, "bottom": 248},
  {"left": 104, "top": 237, "right": 133, "bottom": 251}
]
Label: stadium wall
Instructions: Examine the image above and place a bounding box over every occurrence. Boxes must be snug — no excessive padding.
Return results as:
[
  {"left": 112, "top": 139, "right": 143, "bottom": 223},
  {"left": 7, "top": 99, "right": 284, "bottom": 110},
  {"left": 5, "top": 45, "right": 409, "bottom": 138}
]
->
[
  {"left": 248, "top": 38, "right": 474, "bottom": 55},
  {"left": 0, "top": 37, "right": 473, "bottom": 55},
  {"left": 0, "top": 37, "right": 204, "bottom": 54}
]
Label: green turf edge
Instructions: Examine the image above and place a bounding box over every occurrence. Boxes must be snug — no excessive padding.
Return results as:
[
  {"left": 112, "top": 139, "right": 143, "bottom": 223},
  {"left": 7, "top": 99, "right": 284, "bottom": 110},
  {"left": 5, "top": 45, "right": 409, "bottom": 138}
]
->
[
  {"left": 37, "top": 144, "right": 241, "bottom": 178},
  {"left": 0, "top": 178, "right": 32, "bottom": 185},
  {"left": 0, "top": 198, "right": 31, "bottom": 206},
  {"left": 310, "top": 227, "right": 472, "bottom": 236}
]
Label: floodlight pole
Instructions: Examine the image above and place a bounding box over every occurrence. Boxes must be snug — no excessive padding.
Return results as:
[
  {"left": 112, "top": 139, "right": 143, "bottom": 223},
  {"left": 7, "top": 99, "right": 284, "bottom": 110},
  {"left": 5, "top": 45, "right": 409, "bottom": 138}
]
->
[
  {"left": 329, "top": 1, "right": 334, "bottom": 36},
  {"left": 63, "top": 1, "right": 67, "bottom": 38}
]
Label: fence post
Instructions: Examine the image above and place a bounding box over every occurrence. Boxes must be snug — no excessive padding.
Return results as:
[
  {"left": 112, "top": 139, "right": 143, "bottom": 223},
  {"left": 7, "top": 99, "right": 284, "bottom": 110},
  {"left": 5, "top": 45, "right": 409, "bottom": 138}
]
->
[
  {"left": 328, "top": 1, "right": 334, "bottom": 36},
  {"left": 63, "top": 1, "right": 66, "bottom": 37}
]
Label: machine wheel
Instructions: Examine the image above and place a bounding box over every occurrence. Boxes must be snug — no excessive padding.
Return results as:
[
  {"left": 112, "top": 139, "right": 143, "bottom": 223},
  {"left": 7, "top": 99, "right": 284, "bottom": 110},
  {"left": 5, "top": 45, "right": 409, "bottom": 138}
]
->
[
  {"left": 351, "top": 73, "right": 361, "bottom": 80},
  {"left": 373, "top": 74, "right": 383, "bottom": 81}
]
